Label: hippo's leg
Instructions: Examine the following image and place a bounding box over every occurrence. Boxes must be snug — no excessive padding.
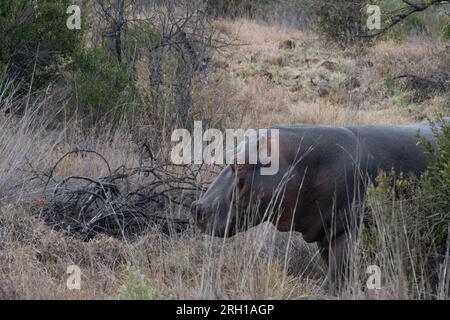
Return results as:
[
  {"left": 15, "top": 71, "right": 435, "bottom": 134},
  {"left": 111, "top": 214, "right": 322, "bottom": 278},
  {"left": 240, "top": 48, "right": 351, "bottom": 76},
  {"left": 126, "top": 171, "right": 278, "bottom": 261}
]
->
[{"left": 320, "top": 233, "right": 350, "bottom": 294}]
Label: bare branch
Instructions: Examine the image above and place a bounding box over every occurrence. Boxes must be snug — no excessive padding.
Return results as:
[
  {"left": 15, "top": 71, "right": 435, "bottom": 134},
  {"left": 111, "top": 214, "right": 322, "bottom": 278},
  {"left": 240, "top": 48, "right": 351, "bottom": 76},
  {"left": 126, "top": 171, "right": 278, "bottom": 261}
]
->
[
  {"left": 369, "top": 0, "right": 447, "bottom": 37},
  {"left": 33, "top": 149, "right": 206, "bottom": 241}
]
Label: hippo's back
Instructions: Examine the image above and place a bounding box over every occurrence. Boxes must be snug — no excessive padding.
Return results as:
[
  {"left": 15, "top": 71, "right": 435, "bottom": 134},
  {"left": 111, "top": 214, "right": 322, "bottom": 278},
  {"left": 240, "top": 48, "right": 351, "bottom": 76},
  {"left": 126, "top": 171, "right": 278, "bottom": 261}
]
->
[{"left": 346, "top": 122, "right": 436, "bottom": 178}]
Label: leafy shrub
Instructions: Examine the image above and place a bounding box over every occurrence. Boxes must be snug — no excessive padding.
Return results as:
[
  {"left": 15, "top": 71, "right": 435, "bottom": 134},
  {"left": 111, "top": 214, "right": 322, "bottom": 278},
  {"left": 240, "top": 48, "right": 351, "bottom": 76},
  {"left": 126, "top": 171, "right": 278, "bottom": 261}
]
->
[
  {"left": 117, "top": 267, "right": 171, "bottom": 300},
  {"left": 369, "top": 0, "right": 450, "bottom": 41},
  {"left": 441, "top": 15, "right": 450, "bottom": 40},
  {"left": 0, "top": 0, "right": 82, "bottom": 94},
  {"left": 69, "top": 46, "right": 141, "bottom": 125},
  {"left": 363, "top": 120, "right": 450, "bottom": 298},
  {"left": 205, "top": 0, "right": 273, "bottom": 18},
  {"left": 417, "top": 120, "right": 450, "bottom": 253},
  {"left": 313, "top": 0, "right": 371, "bottom": 47},
  {"left": 313, "top": 0, "right": 448, "bottom": 46}
]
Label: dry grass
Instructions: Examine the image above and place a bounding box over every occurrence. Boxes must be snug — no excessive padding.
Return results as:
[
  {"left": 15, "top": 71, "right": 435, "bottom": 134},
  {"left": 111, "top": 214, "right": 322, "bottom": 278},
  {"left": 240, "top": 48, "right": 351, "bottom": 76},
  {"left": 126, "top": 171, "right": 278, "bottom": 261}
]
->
[
  {"left": 0, "top": 100, "right": 326, "bottom": 300},
  {"left": 204, "top": 19, "right": 449, "bottom": 129},
  {"left": 0, "top": 199, "right": 326, "bottom": 300},
  {"left": 0, "top": 18, "right": 449, "bottom": 300}
]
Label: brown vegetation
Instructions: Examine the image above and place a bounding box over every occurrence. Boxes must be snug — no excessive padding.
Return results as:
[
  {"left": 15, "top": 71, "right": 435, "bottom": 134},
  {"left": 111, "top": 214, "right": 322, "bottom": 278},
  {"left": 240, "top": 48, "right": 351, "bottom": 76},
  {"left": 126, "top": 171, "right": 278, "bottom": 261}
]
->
[{"left": 0, "top": 5, "right": 449, "bottom": 299}]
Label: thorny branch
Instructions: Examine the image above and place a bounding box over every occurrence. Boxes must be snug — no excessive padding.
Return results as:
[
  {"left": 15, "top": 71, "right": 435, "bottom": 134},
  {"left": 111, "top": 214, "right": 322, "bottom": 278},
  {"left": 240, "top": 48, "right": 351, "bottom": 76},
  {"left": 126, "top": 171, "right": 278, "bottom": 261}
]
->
[{"left": 32, "top": 149, "right": 209, "bottom": 241}]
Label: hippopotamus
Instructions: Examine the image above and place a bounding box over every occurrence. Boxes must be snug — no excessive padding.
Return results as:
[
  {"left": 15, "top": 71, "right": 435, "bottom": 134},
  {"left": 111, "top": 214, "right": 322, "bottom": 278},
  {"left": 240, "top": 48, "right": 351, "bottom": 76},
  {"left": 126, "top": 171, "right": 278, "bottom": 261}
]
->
[{"left": 191, "top": 118, "right": 449, "bottom": 287}]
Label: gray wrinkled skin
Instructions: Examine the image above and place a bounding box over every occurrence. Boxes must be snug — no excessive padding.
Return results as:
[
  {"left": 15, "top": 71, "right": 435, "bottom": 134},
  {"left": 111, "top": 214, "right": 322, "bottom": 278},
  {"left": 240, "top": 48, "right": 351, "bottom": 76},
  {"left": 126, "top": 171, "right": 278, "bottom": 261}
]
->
[{"left": 191, "top": 118, "right": 449, "bottom": 287}]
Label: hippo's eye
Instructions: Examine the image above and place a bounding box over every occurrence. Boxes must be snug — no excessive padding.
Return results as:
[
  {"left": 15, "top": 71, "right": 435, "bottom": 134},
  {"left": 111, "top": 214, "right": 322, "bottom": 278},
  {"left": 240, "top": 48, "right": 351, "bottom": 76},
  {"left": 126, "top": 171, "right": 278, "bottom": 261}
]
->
[
  {"left": 236, "top": 177, "right": 247, "bottom": 193},
  {"left": 236, "top": 180, "right": 244, "bottom": 190}
]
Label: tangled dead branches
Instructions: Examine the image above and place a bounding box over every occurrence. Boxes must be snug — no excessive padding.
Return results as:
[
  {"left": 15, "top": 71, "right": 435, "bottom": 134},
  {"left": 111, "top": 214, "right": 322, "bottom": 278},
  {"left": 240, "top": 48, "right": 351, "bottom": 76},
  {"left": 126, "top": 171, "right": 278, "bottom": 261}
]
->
[
  {"left": 392, "top": 74, "right": 449, "bottom": 102},
  {"left": 32, "top": 150, "right": 208, "bottom": 241}
]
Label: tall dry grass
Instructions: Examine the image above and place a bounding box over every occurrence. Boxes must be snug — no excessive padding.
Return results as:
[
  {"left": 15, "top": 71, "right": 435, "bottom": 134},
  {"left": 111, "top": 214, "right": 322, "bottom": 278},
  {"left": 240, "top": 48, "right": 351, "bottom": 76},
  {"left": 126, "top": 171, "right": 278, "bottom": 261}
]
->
[
  {"left": 0, "top": 18, "right": 449, "bottom": 300},
  {"left": 0, "top": 84, "right": 326, "bottom": 300},
  {"left": 1, "top": 101, "right": 448, "bottom": 300},
  {"left": 207, "top": 19, "right": 448, "bottom": 129}
]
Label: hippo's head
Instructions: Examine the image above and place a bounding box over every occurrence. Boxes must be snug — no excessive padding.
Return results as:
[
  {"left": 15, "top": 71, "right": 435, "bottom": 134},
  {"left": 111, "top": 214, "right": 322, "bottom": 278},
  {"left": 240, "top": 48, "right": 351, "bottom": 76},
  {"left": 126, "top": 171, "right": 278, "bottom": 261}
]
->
[{"left": 191, "top": 131, "right": 295, "bottom": 237}]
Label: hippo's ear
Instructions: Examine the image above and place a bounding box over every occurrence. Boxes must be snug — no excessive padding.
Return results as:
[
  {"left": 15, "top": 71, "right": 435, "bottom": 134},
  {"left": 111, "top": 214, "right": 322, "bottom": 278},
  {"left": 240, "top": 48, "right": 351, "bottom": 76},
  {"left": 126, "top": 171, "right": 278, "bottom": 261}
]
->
[{"left": 230, "top": 163, "right": 250, "bottom": 173}]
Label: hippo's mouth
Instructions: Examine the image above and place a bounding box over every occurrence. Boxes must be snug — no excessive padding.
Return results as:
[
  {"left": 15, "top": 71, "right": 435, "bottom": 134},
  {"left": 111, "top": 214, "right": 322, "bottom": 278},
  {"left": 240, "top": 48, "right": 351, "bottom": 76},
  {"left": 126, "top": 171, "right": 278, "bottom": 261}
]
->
[
  {"left": 194, "top": 212, "right": 248, "bottom": 238},
  {"left": 195, "top": 222, "right": 235, "bottom": 238},
  {"left": 192, "top": 195, "right": 262, "bottom": 238}
]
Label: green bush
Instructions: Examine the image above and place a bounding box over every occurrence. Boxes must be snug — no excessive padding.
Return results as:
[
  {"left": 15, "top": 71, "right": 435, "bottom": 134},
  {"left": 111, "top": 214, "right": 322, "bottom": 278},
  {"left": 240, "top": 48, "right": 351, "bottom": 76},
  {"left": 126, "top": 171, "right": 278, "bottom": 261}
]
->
[
  {"left": 69, "top": 46, "right": 141, "bottom": 125},
  {"left": 313, "top": 0, "right": 448, "bottom": 45},
  {"left": 417, "top": 120, "right": 450, "bottom": 253},
  {"left": 441, "top": 15, "right": 450, "bottom": 40},
  {"left": 0, "top": 0, "right": 82, "bottom": 94},
  {"left": 205, "top": 0, "right": 273, "bottom": 18},
  {"left": 374, "top": 0, "right": 449, "bottom": 41},
  {"left": 313, "top": 0, "right": 371, "bottom": 47},
  {"left": 364, "top": 120, "right": 450, "bottom": 298},
  {"left": 117, "top": 267, "right": 171, "bottom": 300}
]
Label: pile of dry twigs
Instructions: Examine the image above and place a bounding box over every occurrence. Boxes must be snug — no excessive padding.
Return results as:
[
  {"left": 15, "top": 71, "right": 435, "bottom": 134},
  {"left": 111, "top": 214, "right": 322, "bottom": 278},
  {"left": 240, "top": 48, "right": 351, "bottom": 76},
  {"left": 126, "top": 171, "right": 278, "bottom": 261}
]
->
[{"left": 31, "top": 150, "right": 207, "bottom": 241}]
